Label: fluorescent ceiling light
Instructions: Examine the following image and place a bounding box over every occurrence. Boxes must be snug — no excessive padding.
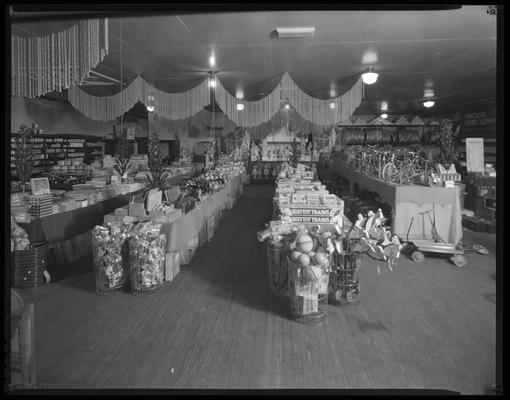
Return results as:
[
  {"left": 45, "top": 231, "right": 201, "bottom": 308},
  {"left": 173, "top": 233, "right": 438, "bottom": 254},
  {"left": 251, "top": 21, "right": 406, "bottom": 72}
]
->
[
  {"left": 381, "top": 101, "right": 388, "bottom": 111},
  {"left": 423, "top": 100, "right": 435, "bottom": 108},
  {"left": 276, "top": 26, "right": 315, "bottom": 38},
  {"left": 209, "top": 55, "right": 215, "bottom": 67},
  {"left": 361, "top": 67, "right": 378, "bottom": 85},
  {"left": 236, "top": 103, "right": 245, "bottom": 111}
]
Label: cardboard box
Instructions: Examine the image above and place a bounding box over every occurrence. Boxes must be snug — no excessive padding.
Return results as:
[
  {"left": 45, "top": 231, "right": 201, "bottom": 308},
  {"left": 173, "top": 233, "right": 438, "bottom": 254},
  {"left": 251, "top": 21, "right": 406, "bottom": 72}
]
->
[
  {"left": 179, "top": 247, "right": 197, "bottom": 265},
  {"left": 114, "top": 207, "right": 129, "bottom": 217},
  {"left": 291, "top": 294, "right": 319, "bottom": 316},
  {"left": 129, "top": 202, "right": 146, "bottom": 217}
]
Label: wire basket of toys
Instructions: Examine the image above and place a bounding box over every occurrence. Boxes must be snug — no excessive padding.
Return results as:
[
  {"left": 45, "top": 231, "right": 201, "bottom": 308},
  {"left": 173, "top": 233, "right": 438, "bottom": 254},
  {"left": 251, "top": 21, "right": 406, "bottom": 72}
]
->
[
  {"left": 329, "top": 246, "right": 362, "bottom": 305},
  {"left": 128, "top": 221, "right": 166, "bottom": 296},
  {"left": 91, "top": 224, "right": 130, "bottom": 295}
]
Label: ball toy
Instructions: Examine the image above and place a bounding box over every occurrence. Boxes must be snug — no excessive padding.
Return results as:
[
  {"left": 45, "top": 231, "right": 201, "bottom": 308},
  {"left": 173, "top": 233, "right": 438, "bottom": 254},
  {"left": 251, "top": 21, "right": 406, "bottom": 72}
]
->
[
  {"left": 313, "top": 252, "right": 329, "bottom": 266},
  {"left": 295, "top": 234, "right": 314, "bottom": 253},
  {"left": 297, "top": 253, "right": 311, "bottom": 267},
  {"left": 290, "top": 250, "right": 302, "bottom": 262}
]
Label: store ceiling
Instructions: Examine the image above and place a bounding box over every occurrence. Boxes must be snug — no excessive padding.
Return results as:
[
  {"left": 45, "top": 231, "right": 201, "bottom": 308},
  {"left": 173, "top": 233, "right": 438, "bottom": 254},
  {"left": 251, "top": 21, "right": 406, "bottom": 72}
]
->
[{"left": 12, "top": 6, "right": 498, "bottom": 116}]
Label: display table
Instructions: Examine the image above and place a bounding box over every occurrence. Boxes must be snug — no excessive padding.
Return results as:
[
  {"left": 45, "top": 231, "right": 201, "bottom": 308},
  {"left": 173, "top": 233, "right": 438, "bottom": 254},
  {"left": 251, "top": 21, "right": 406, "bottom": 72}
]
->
[
  {"left": 161, "top": 172, "right": 245, "bottom": 253},
  {"left": 331, "top": 162, "right": 463, "bottom": 244},
  {"left": 18, "top": 172, "right": 194, "bottom": 245}
]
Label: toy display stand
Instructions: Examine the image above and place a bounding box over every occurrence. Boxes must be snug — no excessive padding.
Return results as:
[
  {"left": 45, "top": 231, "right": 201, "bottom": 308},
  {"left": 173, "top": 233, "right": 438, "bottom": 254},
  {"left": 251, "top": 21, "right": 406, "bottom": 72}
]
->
[
  {"left": 266, "top": 242, "right": 289, "bottom": 296},
  {"left": 288, "top": 258, "right": 329, "bottom": 325},
  {"left": 12, "top": 241, "right": 48, "bottom": 289},
  {"left": 329, "top": 251, "right": 361, "bottom": 305}
]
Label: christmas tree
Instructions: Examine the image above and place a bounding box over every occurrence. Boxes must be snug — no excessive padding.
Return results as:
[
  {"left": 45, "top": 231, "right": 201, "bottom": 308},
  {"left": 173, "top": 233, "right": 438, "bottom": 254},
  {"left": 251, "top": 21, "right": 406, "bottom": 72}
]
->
[
  {"left": 436, "top": 118, "right": 459, "bottom": 166},
  {"left": 12, "top": 123, "right": 38, "bottom": 192},
  {"left": 113, "top": 129, "right": 132, "bottom": 181},
  {"left": 145, "top": 131, "right": 169, "bottom": 188},
  {"left": 289, "top": 139, "right": 302, "bottom": 168}
]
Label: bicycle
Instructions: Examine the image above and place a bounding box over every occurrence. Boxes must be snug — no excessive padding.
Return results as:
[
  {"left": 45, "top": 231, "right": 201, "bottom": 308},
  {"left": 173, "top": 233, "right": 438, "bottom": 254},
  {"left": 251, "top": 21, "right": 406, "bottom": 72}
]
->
[{"left": 381, "top": 152, "right": 423, "bottom": 185}]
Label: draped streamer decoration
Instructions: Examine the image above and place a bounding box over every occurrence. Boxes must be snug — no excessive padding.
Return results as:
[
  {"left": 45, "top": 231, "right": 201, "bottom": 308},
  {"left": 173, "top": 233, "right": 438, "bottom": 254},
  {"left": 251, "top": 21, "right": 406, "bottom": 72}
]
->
[
  {"left": 214, "top": 72, "right": 363, "bottom": 128},
  {"left": 11, "top": 19, "right": 109, "bottom": 98},
  {"left": 214, "top": 77, "right": 282, "bottom": 128},
  {"left": 68, "top": 76, "right": 210, "bottom": 121},
  {"left": 247, "top": 107, "right": 326, "bottom": 140},
  {"left": 280, "top": 73, "right": 364, "bottom": 126},
  {"left": 66, "top": 72, "right": 362, "bottom": 126}
]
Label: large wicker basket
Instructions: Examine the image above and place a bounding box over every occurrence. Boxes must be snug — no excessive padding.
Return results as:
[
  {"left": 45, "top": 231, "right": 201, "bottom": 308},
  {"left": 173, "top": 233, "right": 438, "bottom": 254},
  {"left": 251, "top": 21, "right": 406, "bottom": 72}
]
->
[{"left": 11, "top": 242, "right": 48, "bottom": 289}]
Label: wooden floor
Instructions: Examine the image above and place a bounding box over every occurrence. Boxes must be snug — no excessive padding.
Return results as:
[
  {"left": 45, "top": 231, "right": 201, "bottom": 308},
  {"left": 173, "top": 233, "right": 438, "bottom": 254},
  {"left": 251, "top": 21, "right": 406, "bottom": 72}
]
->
[{"left": 15, "top": 185, "right": 496, "bottom": 393}]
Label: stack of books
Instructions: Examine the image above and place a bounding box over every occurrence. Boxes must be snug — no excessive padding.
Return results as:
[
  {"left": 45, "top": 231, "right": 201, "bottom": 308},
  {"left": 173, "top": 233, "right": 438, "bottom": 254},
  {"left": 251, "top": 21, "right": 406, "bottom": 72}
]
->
[{"left": 26, "top": 194, "right": 53, "bottom": 218}]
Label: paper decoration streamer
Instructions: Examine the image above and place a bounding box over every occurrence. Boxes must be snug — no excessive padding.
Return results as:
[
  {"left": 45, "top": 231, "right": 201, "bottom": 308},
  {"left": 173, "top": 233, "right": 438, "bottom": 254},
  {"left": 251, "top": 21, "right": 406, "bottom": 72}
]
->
[
  {"left": 68, "top": 76, "right": 210, "bottom": 122},
  {"left": 67, "top": 72, "right": 363, "bottom": 127},
  {"left": 12, "top": 19, "right": 109, "bottom": 98}
]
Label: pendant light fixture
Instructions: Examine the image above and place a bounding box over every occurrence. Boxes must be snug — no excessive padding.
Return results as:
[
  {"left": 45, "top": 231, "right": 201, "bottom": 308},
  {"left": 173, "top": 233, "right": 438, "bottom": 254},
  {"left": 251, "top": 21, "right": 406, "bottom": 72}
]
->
[
  {"left": 361, "top": 67, "right": 379, "bottom": 85},
  {"left": 423, "top": 88, "right": 435, "bottom": 108}
]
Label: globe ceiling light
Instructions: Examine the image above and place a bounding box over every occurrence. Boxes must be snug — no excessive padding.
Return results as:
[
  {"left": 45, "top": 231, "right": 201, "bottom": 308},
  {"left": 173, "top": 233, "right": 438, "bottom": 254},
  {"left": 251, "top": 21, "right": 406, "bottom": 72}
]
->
[
  {"left": 361, "top": 67, "right": 378, "bottom": 85},
  {"left": 381, "top": 113, "right": 388, "bottom": 119},
  {"left": 146, "top": 95, "right": 155, "bottom": 113},
  {"left": 237, "top": 103, "right": 245, "bottom": 111},
  {"left": 423, "top": 100, "right": 435, "bottom": 108}
]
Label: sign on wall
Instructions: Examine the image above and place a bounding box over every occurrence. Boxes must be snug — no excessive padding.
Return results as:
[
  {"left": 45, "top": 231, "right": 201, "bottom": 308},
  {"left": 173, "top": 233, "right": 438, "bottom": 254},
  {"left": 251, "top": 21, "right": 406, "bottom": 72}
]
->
[{"left": 466, "top": 138, "right": 485, "bottom": 172}]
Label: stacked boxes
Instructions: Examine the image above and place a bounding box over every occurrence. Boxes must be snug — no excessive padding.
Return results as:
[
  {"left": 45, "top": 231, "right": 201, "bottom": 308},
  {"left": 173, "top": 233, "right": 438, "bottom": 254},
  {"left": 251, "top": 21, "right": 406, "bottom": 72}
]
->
[{"left": 26, "top": 194, "right": 53, "bottom": 218}]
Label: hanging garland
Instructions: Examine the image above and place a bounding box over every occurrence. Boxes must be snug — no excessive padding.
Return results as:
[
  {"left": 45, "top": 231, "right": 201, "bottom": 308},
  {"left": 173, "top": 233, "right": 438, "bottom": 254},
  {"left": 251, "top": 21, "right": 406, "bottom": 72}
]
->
[
  {"left": 214, "top": 77, "right": 282, "bottom": 128},
  {"left": 11, "top": 18, "right": 109, "bottom": 99},
  {"left": 66, "top": 72, "right": 362, "bottom": 127},
  {"left": 280, "top": 73, "right": 364, "bottom": 126},
  {"left": 68, "top": 76, "right": 210, "bottom": 122},
  {"left": 214, "top": 72, "right": 363, "bottom": 128}
]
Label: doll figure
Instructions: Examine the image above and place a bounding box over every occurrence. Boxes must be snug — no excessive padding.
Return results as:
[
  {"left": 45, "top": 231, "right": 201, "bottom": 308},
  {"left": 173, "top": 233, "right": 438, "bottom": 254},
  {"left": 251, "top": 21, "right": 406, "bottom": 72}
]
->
[
  {"left": 263, "top": 165, "right": 270, "bottom": 178},
  {"left": 354, "top": 213, "right": 365, "bottom": 228},
  {"left": 363, "top": 210, "right": 376, "bottom": 237},
  {"left": 383, "top": 235, "right": 403, "bottom": 271}
]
